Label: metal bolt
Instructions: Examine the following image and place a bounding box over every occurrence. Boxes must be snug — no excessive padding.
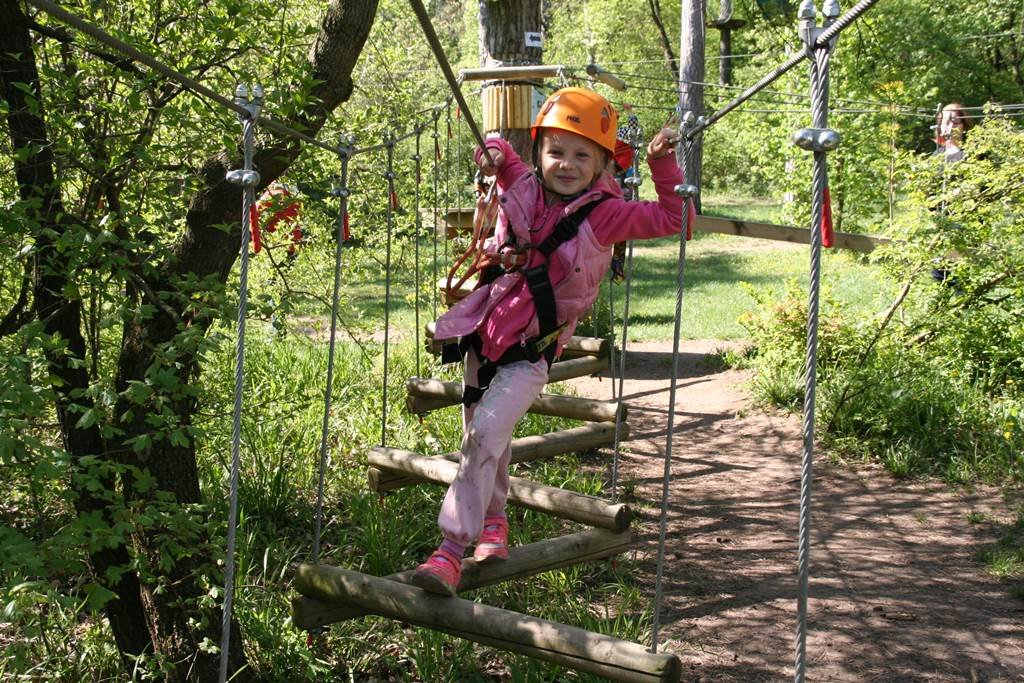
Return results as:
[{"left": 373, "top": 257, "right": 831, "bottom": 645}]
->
[
  {"left": 817, "top": 129, "right": 841, "bottom": 151},
  {"left": 792, "top": 127, "right": 840, "bottom": 152},
  {"left": 383, "top": 171, "right": 396, "bottom": 180},
  {"left": 822, "top": 0, "right": 841, "bottom": 19},
  {"left": 797, "top": 0, "right": 817, "bottom": 20},
  {"left": 226, "top": 169, "right": 261, "bottom": 187},
  {"left": 411, "top": 154, "right": 422, "bottom": 162},
  {"left": 624, "top": 176, "right": 643, "bottom": 188},
  {"left": 250, "top": 84, "right": 264, "bottom": 118},
  {"left": 330, "top": 186, "right": 350, "bottom": 198},
  {"left": 673, "top": 183, "right": 698, "bottom": 198},
  {"left": 793, "top": 128, "right": 817, "bottom": 150}
]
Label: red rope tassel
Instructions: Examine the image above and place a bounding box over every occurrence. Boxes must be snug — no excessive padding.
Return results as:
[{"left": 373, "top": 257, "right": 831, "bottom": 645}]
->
[
  {"left": 343, "top": 212, "right": 351, "bottom": 241},
  {"left": 821, "top": 187, "right": 834, "bottom": 248},
  {"left": 248, "top": 203, "right": 261, "bottom": 253},
  {"left": 389, "top": 189, "right": 400, "bottom": 211},
  {"left": 435, "top": 138, "right": 441, "bottom": 161},
  {"left": 686, "top": 201, "right": 696, "bottom": 241}
]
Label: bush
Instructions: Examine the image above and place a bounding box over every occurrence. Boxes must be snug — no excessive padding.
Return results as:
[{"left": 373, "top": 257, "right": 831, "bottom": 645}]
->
[{"left": 736, "top": 117, "right": 1024, "bottom": 483}]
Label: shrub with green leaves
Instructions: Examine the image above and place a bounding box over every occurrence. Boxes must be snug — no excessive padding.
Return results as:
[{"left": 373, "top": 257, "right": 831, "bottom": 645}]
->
[{"left": 736, "top": 116, "right": 1024, "bottom": 483}]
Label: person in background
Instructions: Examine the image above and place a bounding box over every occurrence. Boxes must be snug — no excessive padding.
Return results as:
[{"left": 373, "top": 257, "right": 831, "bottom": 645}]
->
[{"left": 931, "top": 103, "right": 974, "bottom": 284}]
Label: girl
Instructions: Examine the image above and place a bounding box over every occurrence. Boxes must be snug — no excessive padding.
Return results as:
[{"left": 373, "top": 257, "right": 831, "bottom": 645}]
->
[{"left": 412, "top": 87, "right": 692, "bottom": 596}]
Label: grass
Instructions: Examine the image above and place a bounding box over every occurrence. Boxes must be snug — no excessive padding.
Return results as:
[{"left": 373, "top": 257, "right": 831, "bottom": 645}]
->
[
  {"left": 980, "top": 508, "right": 1024, "bottom": 601},
  {"left": 621, "top": 230, "right": 896, "bottom": 342}
]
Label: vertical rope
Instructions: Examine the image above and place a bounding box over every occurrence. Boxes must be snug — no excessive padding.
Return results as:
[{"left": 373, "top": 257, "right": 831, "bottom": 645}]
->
[
  {"left": 312, "top": 142, "right": 351, "bottom": 565},
  {"left": 381, "top": 136, "right": 396, "bottom": 447},
  {"left": 608, "top": 276, "right": 616, "bottom": 401},
  {"left": 610, "top": 151, "right": 642, "bottom": 501},
  {"left": 444, "top": 102, "right": 451, "bottom": 266},
  {"left": 609, "top": 239, "right": 634, "bottom": 501},
  {"left": 414, "top": 129, "right": 423, "bottom": 378},
  {"left": 219, "top": 96, "right": 258, "bottom": 683},
  {"left": 649, "top": 133, "right": 693, "bottom": 653},
  {"left": 794, "top": 19, "right": 833, "bottom": 683},
  {"left": 432, "top": 114, "right": 440, "bottom": 320}
]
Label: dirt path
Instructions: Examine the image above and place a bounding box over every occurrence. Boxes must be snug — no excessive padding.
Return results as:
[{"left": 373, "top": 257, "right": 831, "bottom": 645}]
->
[{"left": 565, "top": 340, "right": 1024, "bottom": 682}]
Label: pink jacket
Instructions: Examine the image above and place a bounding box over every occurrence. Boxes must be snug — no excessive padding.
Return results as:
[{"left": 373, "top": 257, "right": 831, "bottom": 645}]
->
[{"left": 435, "top": 137, "right": 691, "bottom": 362}]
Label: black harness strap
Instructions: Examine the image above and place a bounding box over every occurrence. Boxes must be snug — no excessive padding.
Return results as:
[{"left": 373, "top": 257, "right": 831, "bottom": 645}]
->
[{"left": 525, "top": 197, "right": 605, "bottom": 365}]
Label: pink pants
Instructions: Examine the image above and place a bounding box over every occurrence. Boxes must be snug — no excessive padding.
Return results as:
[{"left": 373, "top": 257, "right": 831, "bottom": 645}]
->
[{"left": 437, "top": 347, "right": 549, "bottom": 546}]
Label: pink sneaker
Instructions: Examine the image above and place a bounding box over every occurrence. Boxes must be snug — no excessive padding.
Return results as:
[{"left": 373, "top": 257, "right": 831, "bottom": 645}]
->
[
  {"left": 473, "top": 517, "right": 509, "bottom": 563},
  {"left": 412, "top": 549, "right": 461, "bottom": 596}
]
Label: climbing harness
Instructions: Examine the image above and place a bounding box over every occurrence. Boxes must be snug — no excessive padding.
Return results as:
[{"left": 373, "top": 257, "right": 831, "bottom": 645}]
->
[{"left": 440, "top": 197, "right": 606, "bottom": 405}]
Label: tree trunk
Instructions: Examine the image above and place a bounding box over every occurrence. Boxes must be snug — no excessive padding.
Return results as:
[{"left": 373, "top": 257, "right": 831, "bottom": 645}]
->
[
  {"left": 678, "top": 0, "right": 706, "bottom": 211},
  {"left": 0, "top": 0, "right": 153, "bottom": 664},
  {"left": 2, "top": 0, "right": 379, "bottom": 679},
  {"left": 478, "top": 0, "right": 543, "bottom": 163}
]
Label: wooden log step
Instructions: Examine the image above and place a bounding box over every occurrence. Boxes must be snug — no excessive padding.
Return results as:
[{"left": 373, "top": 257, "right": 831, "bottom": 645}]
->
[
  {"left": 291, "top": 564, "right": 681, "bottom": 682},
  {"left": 424, "top": 322, "right": 609, "bottom": 359},
  {"left": 547, "top": 354, "right": 608, "bottom": 383},
  {"left": 368, "top": 447, "right": 631, "bottom": 531},
  {"left": 405, "top": 377, "right": 624, "bottom": 422},
  {"left": 292, "top": 527, "right": 634, "bottom": 628},
  {"left": 368, "top": 421, "right": 629, "bottom": 494}
]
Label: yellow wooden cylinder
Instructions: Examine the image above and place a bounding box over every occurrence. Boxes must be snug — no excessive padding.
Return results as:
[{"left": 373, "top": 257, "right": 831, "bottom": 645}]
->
[{"left": 482, "top": 83, "right": 534, "bottom": 133}]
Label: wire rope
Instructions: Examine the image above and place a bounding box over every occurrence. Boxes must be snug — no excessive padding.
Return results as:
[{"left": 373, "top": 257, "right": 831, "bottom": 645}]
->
[
  {"left": 444, "top": 103, "right": 452, "bottom": 279},
  {"left": 414, "top": 128, "right": 423, "bottom": 379},
  {"left": 312, "top": 139, "right": 352, "bottom": 567},
  {"left": 380, "top": 136, "right": 397, "bottom": 447},
  {"left": 793, "top": 12, "right": 835, "bottom": 683},
  {"left": 218, "top": 99, "right": 258, "bottom": 683},
  {"left": 609, "top": 144, "right": 642, "bottom": 501},
  {"left": 648, "top": 128, "right": 696, "bottom": 654},
  {"left": 432, "top": 116, "right": 440, "bottom": 319}
]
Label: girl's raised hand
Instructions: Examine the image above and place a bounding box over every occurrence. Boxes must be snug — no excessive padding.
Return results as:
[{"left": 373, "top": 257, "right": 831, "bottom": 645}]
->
[
  {"left": 647, "top": 128, "right": 682, "bottom": 159},
  {"left": 476, "top": 146, "right": 505, "bottom": 177}
]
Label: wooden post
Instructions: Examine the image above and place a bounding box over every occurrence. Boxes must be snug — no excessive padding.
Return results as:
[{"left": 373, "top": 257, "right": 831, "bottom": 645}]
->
[
  {"left": 292, "top": 527, "right": 634, "bottom": 627},
  {"left": 368, "top": 421, "right": 630, "bottom": 494},
  {"left": 292, "top": 565, "right": 682, "bottom": 682},
  {"left": 679, "top": 0, "right": 706, "bottom": 211},
  {"left": 368, "top": 447, "right": 631, "bottom": 531},
  {"left": 405, "top": 378, "right": 624, "bottom": 422}
]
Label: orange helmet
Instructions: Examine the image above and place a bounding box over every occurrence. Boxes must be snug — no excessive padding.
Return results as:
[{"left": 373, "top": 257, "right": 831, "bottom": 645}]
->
[{"left": 531, "top": 87, "right": 618, "bottom": 154}]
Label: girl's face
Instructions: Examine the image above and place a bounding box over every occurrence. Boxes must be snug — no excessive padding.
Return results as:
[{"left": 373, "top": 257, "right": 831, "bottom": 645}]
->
[{"left": 538, "top": 130, "right": 605, "bottom": 201}]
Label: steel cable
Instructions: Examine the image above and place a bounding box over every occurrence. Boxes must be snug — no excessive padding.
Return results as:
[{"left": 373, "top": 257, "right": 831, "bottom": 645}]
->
[
  {"left": 218, "top": 113, "right": 255, "bottom": 683},
  {"left": 312, "top": 142, "right": 352, "bottom": 566},
  {"left": 794, "top": 30, "right": 833, "bottom": 683}
]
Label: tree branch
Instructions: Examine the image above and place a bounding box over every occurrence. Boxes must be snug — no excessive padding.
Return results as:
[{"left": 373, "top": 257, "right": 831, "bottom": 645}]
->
[
  {"left": 647, "top": 0, "right": 679, "bottom": 79},
  {"left": 0, "top": 258, "right": 32, "bottom": 336},
  {"left": 29, "top": 19, "right": 145, "bottom": 77}
]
